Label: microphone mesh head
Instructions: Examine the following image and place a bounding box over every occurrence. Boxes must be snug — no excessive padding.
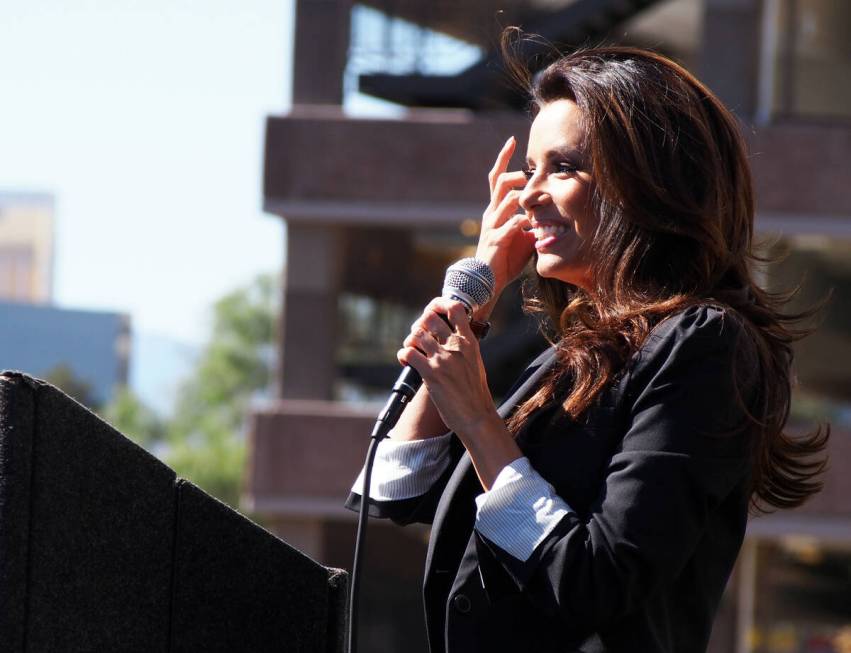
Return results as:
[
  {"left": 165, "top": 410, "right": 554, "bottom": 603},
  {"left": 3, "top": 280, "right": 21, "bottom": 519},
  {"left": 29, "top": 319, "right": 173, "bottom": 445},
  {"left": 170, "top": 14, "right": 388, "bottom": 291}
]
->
[{"left": 442, "top": 258, "right": 496, "bottom": 310}]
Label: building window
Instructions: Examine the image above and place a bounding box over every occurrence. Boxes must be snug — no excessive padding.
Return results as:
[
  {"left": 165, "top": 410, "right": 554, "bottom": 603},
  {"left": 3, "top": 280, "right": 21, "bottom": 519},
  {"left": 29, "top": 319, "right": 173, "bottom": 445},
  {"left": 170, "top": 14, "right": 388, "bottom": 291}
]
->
[
  {"left": 762, "top": 0, "right": 851, "bottom": 121},
  {"left": 760, "top": 235, "right": 851, "bottom": 428}
]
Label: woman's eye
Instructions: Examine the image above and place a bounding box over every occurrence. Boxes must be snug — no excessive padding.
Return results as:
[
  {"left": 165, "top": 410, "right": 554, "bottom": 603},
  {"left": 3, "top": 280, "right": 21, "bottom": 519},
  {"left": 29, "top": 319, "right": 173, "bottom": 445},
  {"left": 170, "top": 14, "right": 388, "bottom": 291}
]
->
[
  {"left": 522, "top": 167, "right": 535, "bottom": 180},
  {"left": 556, "top": 162, "right": 578, "bottom": 174}
]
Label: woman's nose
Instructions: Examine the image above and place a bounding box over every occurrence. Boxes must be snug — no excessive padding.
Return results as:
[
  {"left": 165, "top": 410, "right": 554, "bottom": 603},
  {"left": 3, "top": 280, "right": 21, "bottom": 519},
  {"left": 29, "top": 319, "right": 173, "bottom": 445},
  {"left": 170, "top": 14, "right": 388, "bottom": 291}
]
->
[{"left": 519, "top": 178, "right": 550, "bottom": 212}]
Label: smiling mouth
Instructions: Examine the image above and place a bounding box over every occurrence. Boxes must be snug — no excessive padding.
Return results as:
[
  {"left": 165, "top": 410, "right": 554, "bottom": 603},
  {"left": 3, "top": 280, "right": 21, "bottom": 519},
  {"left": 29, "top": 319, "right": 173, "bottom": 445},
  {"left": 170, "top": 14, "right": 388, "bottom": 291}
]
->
[{"left": 532, "top": 222, "right": 569, "bottom": 251}]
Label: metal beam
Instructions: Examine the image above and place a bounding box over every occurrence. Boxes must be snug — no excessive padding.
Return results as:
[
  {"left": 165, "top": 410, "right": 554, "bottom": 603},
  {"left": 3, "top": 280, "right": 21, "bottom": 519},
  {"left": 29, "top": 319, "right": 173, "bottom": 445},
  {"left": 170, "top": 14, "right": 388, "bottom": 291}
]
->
[{"left": 358, "top": 0, "right": 664, "bottom": 109}]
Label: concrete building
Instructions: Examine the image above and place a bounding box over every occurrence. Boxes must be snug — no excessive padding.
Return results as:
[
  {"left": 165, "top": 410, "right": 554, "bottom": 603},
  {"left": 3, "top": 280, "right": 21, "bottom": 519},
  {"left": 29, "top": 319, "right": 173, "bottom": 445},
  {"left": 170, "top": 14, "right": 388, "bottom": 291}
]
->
[
  {"left": 0, "top": 191, "right": 129, "bottom": 408},
  {"left": 0, "top": 300, "right": 130, "bottom": 408},
  {"left": 0, "top": 192, "right": 55, "bottom": 304},
  {"left": 246, "top": 2, "right": 851, "bottom": 651}
]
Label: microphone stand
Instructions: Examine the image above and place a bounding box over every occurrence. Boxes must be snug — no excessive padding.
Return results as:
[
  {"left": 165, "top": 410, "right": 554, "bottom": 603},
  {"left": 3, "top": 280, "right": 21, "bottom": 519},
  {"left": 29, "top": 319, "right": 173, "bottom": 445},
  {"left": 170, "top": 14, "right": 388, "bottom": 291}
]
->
[
  {"left": 347, "top": 424, "right": 390, "bottom": 653},
  {"left": 346, "top": 257, "right": 494, "bottom": 653}
]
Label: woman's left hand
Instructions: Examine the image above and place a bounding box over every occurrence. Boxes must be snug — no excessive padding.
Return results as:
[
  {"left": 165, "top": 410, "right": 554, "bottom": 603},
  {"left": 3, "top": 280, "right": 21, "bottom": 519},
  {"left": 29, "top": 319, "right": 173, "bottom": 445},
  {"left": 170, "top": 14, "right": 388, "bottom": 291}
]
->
[
  {"left": 398, "top": 297, "right": 522, "bottom": 488},
  {"left": 399, "top": 298, "right": 493, "bottom": 434}
]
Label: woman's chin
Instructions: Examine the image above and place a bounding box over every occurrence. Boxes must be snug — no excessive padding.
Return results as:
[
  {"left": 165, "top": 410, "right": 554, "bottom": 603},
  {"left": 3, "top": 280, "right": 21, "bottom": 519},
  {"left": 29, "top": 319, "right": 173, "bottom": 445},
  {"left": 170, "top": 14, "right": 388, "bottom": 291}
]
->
[
  {"left": 535, "top": 253, "right": 569, "bottom": 280},
  {"left": 535, "top": 256, "right": 588, "bottom": 289}
]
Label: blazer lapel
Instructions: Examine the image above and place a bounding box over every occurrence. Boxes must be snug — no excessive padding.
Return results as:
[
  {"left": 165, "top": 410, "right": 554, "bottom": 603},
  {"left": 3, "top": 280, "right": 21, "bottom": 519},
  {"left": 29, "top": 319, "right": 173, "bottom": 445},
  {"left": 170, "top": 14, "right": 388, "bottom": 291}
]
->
[{"left": 496, "top": 346, "right": 559, "bottom": 419}]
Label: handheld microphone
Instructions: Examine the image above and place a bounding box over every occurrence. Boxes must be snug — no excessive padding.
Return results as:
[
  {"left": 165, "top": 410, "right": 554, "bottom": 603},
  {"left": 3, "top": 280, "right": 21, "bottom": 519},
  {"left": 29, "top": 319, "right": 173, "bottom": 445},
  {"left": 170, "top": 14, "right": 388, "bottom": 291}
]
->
[{"left": 370, "top": 258, "right": 496, "bottom": 440}]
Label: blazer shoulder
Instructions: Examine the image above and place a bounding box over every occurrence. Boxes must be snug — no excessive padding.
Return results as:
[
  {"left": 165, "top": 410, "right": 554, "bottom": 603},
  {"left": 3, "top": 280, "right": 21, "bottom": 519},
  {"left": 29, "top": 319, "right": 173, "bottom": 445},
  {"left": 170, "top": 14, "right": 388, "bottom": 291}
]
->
[
  {"left": 634, "top": 304, "right": 753, "bottom": 367},
  {"left": 624, "top": 304, "right": 760, "bottom": 421}
]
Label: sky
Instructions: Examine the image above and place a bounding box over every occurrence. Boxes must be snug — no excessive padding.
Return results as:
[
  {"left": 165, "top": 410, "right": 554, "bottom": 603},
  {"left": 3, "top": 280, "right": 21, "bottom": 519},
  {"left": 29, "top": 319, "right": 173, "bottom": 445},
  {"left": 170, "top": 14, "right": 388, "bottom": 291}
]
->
[
  {"left": 0, "top": 0, "right": 293, "bottom": 346},
  {"left": 0, "top": 1, "right": 461, "bottom": 414},
  {"left": 0, "top": 0, "right": 299, "bottom": 410}
]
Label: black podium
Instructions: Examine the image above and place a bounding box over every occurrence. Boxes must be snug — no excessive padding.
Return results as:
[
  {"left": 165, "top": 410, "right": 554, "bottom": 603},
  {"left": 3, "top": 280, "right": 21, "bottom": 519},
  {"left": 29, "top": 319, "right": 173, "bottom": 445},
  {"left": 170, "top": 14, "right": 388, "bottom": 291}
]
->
[{"left": 0, "top": 371, "right": 347, "bottom": 652}]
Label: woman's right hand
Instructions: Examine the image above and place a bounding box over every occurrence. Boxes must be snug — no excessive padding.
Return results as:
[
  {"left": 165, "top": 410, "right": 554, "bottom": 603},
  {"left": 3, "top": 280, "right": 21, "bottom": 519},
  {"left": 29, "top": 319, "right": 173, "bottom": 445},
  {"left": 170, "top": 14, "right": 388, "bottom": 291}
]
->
[{"left": 475, "top": 136, "right": 536, "bottom": 304}]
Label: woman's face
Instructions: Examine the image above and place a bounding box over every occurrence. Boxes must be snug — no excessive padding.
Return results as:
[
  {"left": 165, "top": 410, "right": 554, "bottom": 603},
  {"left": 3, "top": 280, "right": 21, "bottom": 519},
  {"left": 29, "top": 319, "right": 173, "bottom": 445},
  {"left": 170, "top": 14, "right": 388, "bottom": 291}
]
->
[{"left": 520, "top": 99, "right": 597, "bottom": 290}]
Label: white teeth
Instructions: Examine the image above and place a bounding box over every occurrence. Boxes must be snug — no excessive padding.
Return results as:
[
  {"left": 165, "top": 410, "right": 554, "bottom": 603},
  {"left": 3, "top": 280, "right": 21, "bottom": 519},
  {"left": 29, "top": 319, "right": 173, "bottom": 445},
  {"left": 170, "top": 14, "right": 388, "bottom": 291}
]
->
[{"left": 533, "top": 223, "right": 568, "bottom": 240}]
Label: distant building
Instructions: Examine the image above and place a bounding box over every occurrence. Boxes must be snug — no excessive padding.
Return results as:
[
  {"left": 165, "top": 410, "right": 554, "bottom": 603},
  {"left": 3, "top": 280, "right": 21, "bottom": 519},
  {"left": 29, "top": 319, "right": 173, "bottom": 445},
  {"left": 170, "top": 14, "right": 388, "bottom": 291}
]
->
[
  {"left": 0, "top": 192, "right": 55, "bottom": 304},
  {"left": 0, "top": 300, "right": 130, "bottom": 408},
  {"left": 0, "top": 191, "right": 129, "bottom": 407}
]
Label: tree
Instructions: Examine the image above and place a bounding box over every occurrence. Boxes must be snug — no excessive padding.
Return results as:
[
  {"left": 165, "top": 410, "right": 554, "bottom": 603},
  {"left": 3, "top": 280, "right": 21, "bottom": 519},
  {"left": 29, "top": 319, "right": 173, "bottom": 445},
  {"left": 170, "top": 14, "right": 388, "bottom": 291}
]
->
[
  {"left": 98, "top": 272, "right": 279, "bottom": 509},
  {"left": 101, "top": 385, "right": 167, "bottom": 449},
  {"left": 44, "top": 363, "right": 100, "bottom": 411},
  {"left": 163, "top": 272, "right": 279, "bottom": 507}
]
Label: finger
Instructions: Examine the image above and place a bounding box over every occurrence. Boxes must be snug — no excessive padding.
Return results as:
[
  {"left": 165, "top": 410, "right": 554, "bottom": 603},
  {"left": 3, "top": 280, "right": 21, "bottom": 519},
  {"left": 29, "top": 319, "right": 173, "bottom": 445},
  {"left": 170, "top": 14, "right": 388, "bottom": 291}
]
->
[
  {"left": 487, "top": 170, "right": 528, "bottom": 212},
  {"left": 488, "top": 136, "right": 516, "bottom": 195},
  {"left": 405, "top": 327, "right": 441, "bottom": 357},
  {"left": 443, "top": 301, "right": 472, "bottom": 336},
  {"left": 492, "top": 213, "right": 533, "bottom": 238},
  {"left": 398, "top": 347, "right": 431, "bottom": 379},
  {"left": 421, "top": 313, "right": 453, "bottom": 342},
  {"left": 408, "top": 298, "right": 449, "bottom": 336},
  {"left": 487, "top": 189, "right": 523, "bottom": 229},
  {"left": 422, "top": 297, "right": 468, "bottom": 324},
  {"left": 420, "top": 296, "right": 456, "bottom": 325}
]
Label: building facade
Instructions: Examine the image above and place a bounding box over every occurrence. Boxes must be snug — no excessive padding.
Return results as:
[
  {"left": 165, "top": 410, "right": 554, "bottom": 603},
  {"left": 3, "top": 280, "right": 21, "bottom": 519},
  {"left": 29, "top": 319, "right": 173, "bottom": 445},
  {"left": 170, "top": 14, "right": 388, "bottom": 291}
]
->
[
  {"left": 0, "top": 300, "right": 130, "bottom": 408},
  {"left": 0, "top": 191, "right": 130, "bottom": 408},
  {"left": 247, "top": 2, "right": 851, "bottom": 651},
  {"left": 0, "top": 192, "right": 54, "bottom": 304}
]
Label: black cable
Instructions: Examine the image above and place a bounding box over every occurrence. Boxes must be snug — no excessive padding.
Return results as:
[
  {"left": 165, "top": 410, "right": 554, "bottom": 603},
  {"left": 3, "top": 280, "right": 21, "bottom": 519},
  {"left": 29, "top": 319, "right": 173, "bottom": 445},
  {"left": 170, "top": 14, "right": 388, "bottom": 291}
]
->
[
  {"left": 347, "top": 427, "right": 386, "bottom": 653},
  {"left": 346, "top": 258, "right": 494, "bottom": 651}
]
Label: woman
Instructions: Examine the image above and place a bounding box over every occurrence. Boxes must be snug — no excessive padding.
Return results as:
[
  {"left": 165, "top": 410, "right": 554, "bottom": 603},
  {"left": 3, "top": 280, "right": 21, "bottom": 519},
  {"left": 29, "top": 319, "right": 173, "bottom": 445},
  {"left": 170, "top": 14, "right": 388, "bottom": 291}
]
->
[{"left": 347, "top": 44, "right": 828, "bottom": 653}]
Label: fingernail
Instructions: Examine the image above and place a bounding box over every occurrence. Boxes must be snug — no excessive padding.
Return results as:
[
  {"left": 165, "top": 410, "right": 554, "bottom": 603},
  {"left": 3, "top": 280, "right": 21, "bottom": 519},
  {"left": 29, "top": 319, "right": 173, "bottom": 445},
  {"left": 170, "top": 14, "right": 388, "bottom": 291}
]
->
[{"left": 505, "top": 135, "right": 514, "bottom": 147}]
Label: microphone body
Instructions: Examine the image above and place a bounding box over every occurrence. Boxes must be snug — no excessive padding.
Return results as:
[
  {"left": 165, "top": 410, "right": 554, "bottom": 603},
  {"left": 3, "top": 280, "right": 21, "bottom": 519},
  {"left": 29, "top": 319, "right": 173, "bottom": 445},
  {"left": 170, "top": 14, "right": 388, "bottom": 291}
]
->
[{"left": 370, "top": 258, "right": 495, "bottom": 440}]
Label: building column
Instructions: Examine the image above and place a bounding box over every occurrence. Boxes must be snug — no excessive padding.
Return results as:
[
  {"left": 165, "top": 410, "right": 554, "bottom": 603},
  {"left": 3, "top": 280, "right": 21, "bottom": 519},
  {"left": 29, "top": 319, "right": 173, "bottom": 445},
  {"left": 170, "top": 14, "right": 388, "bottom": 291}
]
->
[
  {"left": 275, "top": 1, "right": 352, "bottom": 400},
  {"left": 735, "top": 537, "right": 758, "bottom": 653},
  {"left": 699, "top": 0, "right": 764, "bottom": 119},
  {"left": 292, "top": 0, "right": 352, "bottom": 105},
  {"left": 279, "top": 223, "right": 342, "bottom": 400}
]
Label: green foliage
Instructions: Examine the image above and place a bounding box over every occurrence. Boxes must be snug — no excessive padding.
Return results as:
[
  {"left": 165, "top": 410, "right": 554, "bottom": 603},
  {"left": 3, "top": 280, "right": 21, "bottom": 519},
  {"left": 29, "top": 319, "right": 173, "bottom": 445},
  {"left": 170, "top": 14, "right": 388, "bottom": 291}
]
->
[
  {"left": 165, "top": 429, "right": 247, "bottom": 508},
  {"left": 98, "top": 272, "right": 279, "bottom": 509},
  {"left": 166, "top": 272, "right": 278, "bottom": 507},
  {"left": 169, "top": 273, "right": 278, "bottom": 439},
  {"left": 102, "top": 385, "right": 166, "bottom": 448},
  {"left": 44, "top": 363, "right": 100, "bottom": 411}
]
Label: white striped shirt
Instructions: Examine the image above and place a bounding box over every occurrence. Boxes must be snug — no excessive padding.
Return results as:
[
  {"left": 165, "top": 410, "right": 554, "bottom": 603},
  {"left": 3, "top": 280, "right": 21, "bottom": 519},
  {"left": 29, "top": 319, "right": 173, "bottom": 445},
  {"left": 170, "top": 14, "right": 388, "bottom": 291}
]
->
[{"left": 351, "top": 432, "right": 573, "bottom": 561}]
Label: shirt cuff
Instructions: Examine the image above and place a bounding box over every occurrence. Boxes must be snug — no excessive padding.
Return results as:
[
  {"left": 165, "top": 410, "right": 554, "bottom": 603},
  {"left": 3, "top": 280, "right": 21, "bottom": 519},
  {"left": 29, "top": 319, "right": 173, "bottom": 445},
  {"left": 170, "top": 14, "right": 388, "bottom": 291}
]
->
[
  {"left": 474, "top": 456, "right": 573, "bottom": 562},
  {"left": 351, "top": 430, "right": 453, "bottom": 501}
]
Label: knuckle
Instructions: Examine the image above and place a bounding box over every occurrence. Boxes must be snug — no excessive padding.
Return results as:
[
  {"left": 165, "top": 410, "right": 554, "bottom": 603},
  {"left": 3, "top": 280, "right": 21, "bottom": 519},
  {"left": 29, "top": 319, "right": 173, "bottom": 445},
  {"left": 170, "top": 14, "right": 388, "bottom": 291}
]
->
[
  {"left": 424, "top": 315, "right": 443, "bottom": 331},
  {"left": 503, "top": 189, "right": 520, "bottom": 203}
]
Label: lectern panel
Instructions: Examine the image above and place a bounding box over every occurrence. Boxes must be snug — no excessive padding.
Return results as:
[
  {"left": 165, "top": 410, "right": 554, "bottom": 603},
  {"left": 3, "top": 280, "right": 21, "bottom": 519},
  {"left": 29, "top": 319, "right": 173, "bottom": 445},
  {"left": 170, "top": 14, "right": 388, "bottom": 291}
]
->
[{"left": 171, "top": 480, "right": 337, "bottom": 652}]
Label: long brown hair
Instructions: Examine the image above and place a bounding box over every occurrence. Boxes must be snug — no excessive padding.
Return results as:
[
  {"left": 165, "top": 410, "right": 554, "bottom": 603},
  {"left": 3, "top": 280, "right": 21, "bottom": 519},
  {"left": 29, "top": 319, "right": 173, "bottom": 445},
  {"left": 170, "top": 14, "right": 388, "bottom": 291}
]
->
[{"left": 501, "top": 34, "right": 828, "bottom": 512}]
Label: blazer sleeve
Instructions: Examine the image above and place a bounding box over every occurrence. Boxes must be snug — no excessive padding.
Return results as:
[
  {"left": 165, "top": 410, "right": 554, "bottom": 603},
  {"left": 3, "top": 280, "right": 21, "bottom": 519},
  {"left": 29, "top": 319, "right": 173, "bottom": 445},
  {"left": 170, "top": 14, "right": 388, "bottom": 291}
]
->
[
  {"left": 344, "top": 434, "right": 466, "bottom": 526},
  {"left": 344, "top": 346, "right": 558, "bottom": 526},
  {"left": 475, "top": 305, "right": 758, "bottom": 631}
]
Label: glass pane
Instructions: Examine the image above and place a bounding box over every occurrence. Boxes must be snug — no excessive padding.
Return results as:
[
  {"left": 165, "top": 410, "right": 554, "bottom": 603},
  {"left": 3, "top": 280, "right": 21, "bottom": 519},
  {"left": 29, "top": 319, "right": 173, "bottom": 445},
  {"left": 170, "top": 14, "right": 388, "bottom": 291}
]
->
[
  {"left": 761, "top": 235, "right": 851, "bottom": 427},
  {"left": 335, "top": 225, "right": 475, "bottom": 402},
  {"left": 771, "top": 0, "right": 851, "bottom": 120}
]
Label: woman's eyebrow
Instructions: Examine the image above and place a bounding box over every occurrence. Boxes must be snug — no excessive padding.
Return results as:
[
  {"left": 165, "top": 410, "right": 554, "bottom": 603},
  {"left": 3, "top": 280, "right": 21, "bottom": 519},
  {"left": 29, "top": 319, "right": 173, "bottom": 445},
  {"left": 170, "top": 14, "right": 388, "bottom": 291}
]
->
[
  {"left": 526, "top": 147, "right": 586, "bottom": 166},
  {"left": 550, "top": 147, "right": 586, "bottom": 163}
]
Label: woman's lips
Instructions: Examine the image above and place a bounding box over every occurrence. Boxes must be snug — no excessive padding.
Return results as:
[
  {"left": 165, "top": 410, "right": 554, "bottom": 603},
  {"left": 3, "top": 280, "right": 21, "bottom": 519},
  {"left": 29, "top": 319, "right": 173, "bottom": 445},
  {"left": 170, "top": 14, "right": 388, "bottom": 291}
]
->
[{"left": 532, "top": 221, "right": 569, "bottom": 252}]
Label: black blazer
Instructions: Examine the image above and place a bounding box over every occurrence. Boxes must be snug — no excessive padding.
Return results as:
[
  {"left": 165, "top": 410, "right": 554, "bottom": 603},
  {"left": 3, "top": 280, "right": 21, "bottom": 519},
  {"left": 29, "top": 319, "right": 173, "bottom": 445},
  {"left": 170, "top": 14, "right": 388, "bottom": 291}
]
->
[{"left": 346, "top": 305, "right": 757, "bottom": 653}]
